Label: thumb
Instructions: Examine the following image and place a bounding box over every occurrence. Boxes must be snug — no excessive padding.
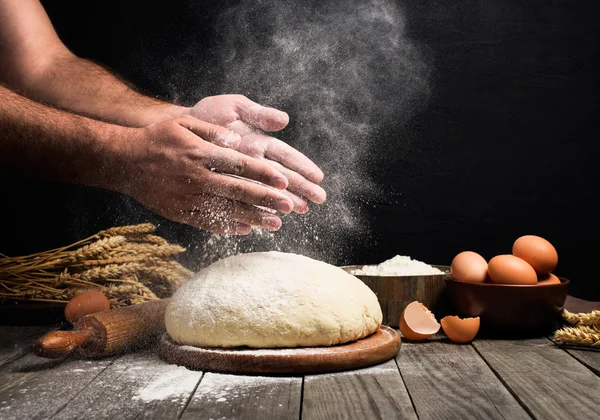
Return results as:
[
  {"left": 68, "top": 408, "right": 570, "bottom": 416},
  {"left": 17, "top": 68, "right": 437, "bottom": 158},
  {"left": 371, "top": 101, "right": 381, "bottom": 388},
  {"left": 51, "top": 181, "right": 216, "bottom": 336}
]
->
[
  {"left": 236, "top": 97, "right": 289, "bottom": 132},
  {"left": 178, "top": 116, "right": 241, "bottom": 148}
]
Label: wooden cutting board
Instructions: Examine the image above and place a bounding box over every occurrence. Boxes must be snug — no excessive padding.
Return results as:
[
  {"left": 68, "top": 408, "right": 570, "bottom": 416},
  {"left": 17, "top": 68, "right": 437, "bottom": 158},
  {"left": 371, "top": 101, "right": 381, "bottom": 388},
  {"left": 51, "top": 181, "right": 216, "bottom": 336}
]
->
[{"left": 158, "top": 325, "right": 401, "bottom": 375}]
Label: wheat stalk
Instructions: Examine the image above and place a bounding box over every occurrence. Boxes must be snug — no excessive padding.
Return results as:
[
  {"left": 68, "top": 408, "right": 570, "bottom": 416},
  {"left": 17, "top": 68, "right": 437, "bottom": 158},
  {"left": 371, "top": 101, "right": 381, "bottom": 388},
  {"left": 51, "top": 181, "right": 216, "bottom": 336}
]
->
[
  {"left": 554, "top": 325, "right": 600, "bottom": 347},
  {"left": 98, "top": 223, "right": 156, "bottom": 237},
  {"left": 9, "top": 236, "right": 129, "bottom": 272},
  {"left": 101, "top": 281, "right": 159, "bottom": 307},
  {"left": 0, "top": 223, "right": 153, "bottom": 265},
  {"left": 64, "top": 262, "right": 145, "bottom": 283},
  {"left": 106, "top": 243, "right": 186, "bottom": 258},
  {"left": 562, "top": 309, "right": 600, "bottom": 329},
  {"left": 127, "top": 234, "right": 168, "bottom": 245},
  {"left": 0, "top": 223, "right": 192, "bottom": 308},
  {"left": 68, "top": 236, "right": 128, "bottom": 262}
]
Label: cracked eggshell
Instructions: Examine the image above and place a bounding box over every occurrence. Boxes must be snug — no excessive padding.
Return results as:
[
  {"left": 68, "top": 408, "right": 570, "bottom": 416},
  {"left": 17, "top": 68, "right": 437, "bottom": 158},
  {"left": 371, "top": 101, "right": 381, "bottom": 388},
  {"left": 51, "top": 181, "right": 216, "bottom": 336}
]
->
[
  {"left": 441, "top": 316, "right": 480, "bottom": 343},
  {"left": 399, "top": 301, "right": 440, "bottom": 341}
]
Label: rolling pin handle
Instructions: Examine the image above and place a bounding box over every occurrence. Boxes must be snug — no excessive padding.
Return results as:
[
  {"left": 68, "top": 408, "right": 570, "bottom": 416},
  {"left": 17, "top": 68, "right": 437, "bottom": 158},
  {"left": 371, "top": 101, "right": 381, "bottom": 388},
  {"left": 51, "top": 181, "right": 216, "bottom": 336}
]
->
[{"left": 32, "top": 329, "right": 91, "bottom": 359}]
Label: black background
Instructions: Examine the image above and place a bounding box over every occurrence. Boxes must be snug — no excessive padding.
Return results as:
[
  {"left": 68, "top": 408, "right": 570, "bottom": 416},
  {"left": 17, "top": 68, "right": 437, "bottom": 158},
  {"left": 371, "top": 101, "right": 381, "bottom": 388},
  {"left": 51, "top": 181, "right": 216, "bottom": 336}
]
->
[{"left": 2, "top": 0, "right": 599, "bottom": 299}]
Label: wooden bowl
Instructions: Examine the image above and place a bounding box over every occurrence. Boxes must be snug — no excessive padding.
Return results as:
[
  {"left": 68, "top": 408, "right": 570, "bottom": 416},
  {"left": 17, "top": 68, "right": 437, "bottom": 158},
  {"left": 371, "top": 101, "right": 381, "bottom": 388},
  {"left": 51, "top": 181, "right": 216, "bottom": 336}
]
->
[
  {"left": 341, "top": 265, "right": 450, "bottom": 327},
  {"left": 445, "top": 276, "right": 570, "bottom": 335}
]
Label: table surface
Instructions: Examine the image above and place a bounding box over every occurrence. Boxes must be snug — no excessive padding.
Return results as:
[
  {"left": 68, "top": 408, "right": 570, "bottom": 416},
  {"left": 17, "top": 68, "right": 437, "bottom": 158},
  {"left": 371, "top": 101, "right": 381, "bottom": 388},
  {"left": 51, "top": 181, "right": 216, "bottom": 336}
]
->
[{"left": 1, "top": 325, "right": 599, "bottom": 420}]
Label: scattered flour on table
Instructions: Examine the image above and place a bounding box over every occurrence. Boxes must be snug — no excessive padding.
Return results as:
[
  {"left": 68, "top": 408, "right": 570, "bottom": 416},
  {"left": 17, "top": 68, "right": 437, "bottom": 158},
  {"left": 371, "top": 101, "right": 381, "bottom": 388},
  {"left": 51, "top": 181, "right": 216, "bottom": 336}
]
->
[
  {"left": 351, "top": 255, "right": 444, "bottom": 276},
  {"left": 132, "top": 366, "right": 199, "bottom": 402},
  {"left": 195, "top": 374, "right": 292, "bottom": 402},
  {"left": 308, "top": 363, "right": 394, "bottom": 377}
]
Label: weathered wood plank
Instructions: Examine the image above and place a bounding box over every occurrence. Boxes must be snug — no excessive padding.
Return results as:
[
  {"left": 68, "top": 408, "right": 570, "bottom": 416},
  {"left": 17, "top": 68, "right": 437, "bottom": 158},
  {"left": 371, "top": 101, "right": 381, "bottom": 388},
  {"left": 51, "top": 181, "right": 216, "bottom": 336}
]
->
[
  {"left": 473, "top": 337, "right": 600, "bottom": 419},
  {"left": 0, "top": 353, "right": 114, "bottom": 419},
  {"left": 181, "top": 372, "right": 302, "bottom": 420},
  {"left": 0, "top": 325, "right": 55, "bottom": 367},
  {"left": 302, "top": 359, "right": 417, "bottom": 420},
  {"left": 397, "top": 338, "right": 530, "bottom": 420},
  {"left": 51, "top": 350, "right": 202, "bottom": 419},
  {"left": 564, "top": 349, "right": 600, "bottom": 376}
]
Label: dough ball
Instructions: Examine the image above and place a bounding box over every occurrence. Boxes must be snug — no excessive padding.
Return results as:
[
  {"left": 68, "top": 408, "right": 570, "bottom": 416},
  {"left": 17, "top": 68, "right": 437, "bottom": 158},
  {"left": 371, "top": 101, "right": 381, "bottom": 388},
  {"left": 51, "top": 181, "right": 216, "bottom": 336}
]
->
[{"left": 165, "top": 251, "right": 382, "bottom": 348}]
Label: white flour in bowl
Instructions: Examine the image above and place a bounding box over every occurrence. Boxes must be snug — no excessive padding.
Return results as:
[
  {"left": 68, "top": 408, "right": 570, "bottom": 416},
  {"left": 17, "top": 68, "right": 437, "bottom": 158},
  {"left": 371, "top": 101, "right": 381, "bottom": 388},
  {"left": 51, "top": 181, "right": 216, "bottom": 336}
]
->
[{"left": 350, "top": 255, "right": 444, "bottom": 276}]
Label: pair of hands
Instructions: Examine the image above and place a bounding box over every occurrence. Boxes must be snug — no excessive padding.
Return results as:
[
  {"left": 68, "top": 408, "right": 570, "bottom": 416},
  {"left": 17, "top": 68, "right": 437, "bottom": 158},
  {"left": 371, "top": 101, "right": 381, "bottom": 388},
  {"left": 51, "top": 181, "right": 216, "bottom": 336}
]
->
[{"left": 123, "top": 95, "right": 326, "bottom": 234}]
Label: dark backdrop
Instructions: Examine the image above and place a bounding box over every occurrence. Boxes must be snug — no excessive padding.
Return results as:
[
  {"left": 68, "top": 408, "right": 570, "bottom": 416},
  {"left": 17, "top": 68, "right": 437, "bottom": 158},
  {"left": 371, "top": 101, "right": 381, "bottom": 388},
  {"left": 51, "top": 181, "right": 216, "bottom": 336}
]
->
[{"left": 2, "top": 0, "right": 599, "bottom": 299}]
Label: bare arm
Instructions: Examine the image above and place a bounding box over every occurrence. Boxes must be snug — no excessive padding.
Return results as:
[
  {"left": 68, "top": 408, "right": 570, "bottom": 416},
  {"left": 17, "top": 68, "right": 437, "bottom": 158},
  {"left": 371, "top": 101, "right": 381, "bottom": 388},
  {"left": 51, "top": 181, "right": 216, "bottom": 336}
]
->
[
  {"left": 0, "top": 83, "right": 124, "bottom": 186},
  {"left": 0, "top": 0, "right": 326, "bottom": 212},
  {"left": 0, "top": 84, "right": 292, "bottom": 233},
  {"left": 0, "top": 0, "right": 188, "bottom": 127}
]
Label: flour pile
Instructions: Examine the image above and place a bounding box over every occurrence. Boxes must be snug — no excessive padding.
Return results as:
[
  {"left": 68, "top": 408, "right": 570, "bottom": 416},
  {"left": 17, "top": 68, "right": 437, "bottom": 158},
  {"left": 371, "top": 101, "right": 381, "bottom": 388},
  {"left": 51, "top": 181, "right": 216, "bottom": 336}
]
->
[{"left": 351, "top": 255, "right": 444, "bottom": 276}]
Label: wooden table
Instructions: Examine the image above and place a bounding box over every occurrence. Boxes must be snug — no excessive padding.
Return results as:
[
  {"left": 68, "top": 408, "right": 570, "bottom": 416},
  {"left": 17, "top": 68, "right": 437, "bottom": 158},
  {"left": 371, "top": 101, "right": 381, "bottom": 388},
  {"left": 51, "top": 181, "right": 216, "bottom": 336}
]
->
[{"left": 1, "top": 325, "right": 598, "bottom": 419}]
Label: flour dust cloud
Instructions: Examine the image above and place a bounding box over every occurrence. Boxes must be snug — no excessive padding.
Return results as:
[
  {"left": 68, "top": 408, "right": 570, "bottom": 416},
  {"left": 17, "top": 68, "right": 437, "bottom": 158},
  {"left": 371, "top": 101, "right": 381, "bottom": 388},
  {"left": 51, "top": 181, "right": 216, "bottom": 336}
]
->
[{"left": 178, "top": 0, "right": 431, "bottom": 266}]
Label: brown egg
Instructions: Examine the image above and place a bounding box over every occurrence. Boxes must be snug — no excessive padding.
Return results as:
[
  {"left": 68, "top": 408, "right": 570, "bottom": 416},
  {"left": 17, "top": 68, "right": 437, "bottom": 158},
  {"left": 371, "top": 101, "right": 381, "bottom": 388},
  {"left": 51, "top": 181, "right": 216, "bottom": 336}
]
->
[
  {"left": 512, "top": 235, "right": 558, "bottom": 275},
  {"left": 441, "top": 316, "right": 480, "bottom": 343},
  {"left": 487, "top": 255, "right": 537, "bottom": 285},
  {"left": 399, "top": 301, "right": 440, "bottom": 341},
  {"left": 450, "top": 251, "right": 488, "bottom": 283},
  {"left": 64, "top": 290, "right": 110, "bottom": 324},
  {"left": 537, "top": 273, "right": 561, "bottom": 285}
]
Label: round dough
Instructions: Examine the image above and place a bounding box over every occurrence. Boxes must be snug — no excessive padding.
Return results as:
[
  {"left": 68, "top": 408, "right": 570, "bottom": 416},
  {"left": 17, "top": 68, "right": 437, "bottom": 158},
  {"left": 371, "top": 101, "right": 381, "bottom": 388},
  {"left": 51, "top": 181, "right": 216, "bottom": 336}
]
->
[{"left": 165, "top": 251, "right": 382, "bottom": 348}]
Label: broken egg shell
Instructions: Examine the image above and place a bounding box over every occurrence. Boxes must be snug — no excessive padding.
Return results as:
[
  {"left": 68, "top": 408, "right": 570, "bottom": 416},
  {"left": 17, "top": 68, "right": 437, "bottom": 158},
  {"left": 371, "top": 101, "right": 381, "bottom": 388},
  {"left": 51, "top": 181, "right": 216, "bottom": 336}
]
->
[
  {"left": 440, "top": 315, "right": 480, "bottom": 343},
  {"left": 537, "top": 273, "right": 561, "bottom": 285},
  {"left": 398, "top": 301, "right": 440, "bottom": 341},
  {"left": 64, "top": 290, "right": 110, "bottom": 324}
]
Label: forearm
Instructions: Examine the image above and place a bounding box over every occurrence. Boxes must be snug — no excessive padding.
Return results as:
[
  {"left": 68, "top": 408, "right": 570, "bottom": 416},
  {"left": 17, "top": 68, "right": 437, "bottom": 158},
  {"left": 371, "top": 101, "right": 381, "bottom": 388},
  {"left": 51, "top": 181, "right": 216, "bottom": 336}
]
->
[
  {"left": 0, "top": 0, "right": 189, "bottom": 127},
  {"left": 16, "top": 53, "right": 190, "bottom": 127},
  {"left": 0, "top": 84, "right": 128, "bottom": 189}
]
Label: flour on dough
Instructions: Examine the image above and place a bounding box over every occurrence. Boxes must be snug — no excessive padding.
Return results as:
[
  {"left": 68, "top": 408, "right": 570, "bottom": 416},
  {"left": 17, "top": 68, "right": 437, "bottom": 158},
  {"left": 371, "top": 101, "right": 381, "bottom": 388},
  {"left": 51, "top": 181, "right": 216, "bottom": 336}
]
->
[{"left": 165, "top": 251, "right": 383, "bottom": 348}]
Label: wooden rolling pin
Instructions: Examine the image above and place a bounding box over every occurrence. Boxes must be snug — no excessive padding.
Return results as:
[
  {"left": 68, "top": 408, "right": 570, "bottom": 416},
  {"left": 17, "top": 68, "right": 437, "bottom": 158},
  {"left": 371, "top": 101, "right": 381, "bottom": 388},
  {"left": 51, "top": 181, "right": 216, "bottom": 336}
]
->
[{"left": 33, "top": 299, "right": 171, "bottom": 359}]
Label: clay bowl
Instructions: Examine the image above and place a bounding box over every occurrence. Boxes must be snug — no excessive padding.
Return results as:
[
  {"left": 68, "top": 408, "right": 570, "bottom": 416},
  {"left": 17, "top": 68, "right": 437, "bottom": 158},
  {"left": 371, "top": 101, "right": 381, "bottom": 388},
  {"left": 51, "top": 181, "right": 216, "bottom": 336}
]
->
[
  {"left": 341, "top": 265, "right": 450, "bottom": 328},
  {"left": 445, "top": 276, "right": 570, "bottom": 336}
]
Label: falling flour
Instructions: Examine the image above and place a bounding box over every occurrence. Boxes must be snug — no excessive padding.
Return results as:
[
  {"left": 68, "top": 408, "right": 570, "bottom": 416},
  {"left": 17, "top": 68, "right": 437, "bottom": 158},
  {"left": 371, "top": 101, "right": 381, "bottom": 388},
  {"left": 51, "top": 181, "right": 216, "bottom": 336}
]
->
[
  {"left": 153, "top": 0, "right": 432, "bottom": 267},
  {"left": 350, "top": 255, "right": 444, "bottom": 276}
]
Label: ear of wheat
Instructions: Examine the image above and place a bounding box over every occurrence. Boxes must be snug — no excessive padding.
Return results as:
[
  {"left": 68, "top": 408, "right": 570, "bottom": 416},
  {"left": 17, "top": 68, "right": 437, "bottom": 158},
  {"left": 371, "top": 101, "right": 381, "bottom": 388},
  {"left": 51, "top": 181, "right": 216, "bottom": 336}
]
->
[
  {"left": 553, "top": 309, "right": 600, "bottom": 348},
  {"left": 0, "top": 224, "right": 193, "bottom": 308}
]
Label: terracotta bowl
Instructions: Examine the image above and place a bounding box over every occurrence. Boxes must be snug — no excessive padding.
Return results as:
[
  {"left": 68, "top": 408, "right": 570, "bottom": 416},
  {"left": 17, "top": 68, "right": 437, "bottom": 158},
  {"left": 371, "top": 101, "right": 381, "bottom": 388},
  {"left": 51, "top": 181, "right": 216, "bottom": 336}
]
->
[
  {"left": 341, "top": 265, "right": 450, "bottom": 328},
  {"left": 445, "top": 276, "right": 570, "bottom": 336}
]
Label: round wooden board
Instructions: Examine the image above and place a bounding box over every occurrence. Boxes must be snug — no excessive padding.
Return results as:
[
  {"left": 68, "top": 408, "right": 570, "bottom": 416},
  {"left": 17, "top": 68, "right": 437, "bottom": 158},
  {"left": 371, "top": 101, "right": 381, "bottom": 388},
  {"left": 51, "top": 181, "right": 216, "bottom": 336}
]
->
[{"left": 158, "top": 325, "right": 401, "bottom": 375}]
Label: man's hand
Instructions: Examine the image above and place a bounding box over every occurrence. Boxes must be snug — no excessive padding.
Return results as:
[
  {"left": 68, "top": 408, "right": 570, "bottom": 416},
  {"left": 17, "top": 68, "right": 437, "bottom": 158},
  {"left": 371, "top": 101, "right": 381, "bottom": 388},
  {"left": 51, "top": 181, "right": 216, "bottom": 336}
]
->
[
  {"left": 112, "top": 115, "right": 294, "bottom": 234},
  {"left": 190, "top": 95, "right": 326, "bottom": 214}
]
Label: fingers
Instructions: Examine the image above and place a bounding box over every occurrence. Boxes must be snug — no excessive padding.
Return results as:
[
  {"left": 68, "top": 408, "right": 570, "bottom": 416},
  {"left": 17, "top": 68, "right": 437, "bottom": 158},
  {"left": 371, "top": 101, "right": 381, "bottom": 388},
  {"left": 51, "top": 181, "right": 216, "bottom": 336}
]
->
[
  {"left": 209, "top": 147, "right": 289, "bottom": 190},
  {"left": 220, "top": 173, "right": 309, "bottom": 214},
  {"left": 267, "top": 160, "right": 327, "bottom": 205},
  {"left": 204, "top": 173, "right": 294, "bottom": 214},
  {"left": 264, "top": 138, "right": 324, "bottom": 184},
  {"left": 226, "top": 122, "right": 325, "bottom": 186},
  {"left": 234, "top": 96, "right": 289, "bottom": 132},
  {"left": 174, "top": 195, "right": 282, "bottom": 234},
  {"left": 177, "top": 115, "right": 241, "bottom": 148},
  {"left": 279, "top": 189, "right": 310, "bottom": 214}
]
